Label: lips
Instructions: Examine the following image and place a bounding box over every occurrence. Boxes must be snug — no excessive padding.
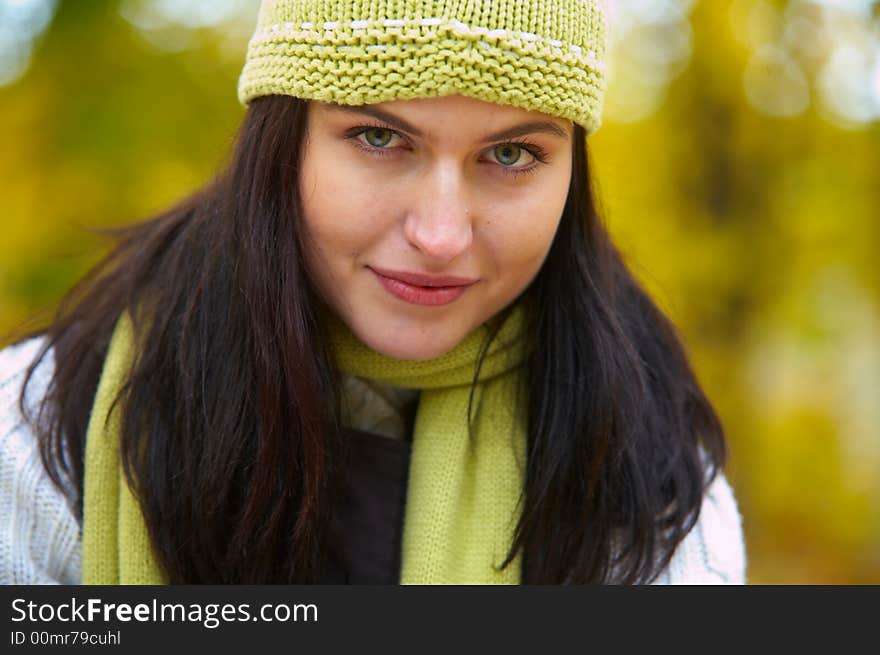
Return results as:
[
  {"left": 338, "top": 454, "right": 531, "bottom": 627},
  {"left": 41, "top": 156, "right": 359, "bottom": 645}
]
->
[
  {"left": 369, "top": 267, "right": 477, "bottom": 306},
  {"left": 369, "top": 267, "right": 478, "bottom": 288}
]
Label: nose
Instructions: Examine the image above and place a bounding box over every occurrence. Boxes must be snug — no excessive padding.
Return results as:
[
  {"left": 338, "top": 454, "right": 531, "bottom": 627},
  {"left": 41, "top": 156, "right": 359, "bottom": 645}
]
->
[{"left": 403, "top": 163, "right": 474, "bottom": 265}]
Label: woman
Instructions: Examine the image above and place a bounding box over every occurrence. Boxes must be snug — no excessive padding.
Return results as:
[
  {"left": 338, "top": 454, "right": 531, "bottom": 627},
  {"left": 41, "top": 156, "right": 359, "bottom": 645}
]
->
[{"left": 0, "top": 0, "right": 745, "bottom": 584}]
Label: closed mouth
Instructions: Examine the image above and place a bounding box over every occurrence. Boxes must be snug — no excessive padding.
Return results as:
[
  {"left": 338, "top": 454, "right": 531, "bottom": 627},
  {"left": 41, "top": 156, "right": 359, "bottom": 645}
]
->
[{"left": 368, "top": 266, "right": 478, "bottom": 288}]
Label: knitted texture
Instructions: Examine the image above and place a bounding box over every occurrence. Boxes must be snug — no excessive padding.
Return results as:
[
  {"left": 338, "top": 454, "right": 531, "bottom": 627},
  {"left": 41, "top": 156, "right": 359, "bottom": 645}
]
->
[
  {"left": 0, "top": 339, "right": 80, "bottom": 584},
  {"left": 238, "top": 0, "right": 609, "bottom": 134},
  {"left": 329, "top": 306, "right": 527, "bottom": 583},
  {"left": 2, "top": 339, "right": 747, "bottom": 584},
  {"left": 81, "top": 306, "right": 528, "bottom": 585},
  {"left": 81, "top": 313, "right": 164, "bottom": 584}
]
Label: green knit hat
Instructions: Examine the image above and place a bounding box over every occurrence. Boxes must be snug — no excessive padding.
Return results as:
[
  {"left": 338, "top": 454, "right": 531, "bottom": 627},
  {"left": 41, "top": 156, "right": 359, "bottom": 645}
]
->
[{"left": 237, "top": 0, "right": 609, "bottom": 135}]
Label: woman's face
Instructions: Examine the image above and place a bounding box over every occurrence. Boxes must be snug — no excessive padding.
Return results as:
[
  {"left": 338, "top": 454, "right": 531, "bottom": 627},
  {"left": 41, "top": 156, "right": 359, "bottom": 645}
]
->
[{"left": 299, "top": 94, "right": 573, "bottom": 360}]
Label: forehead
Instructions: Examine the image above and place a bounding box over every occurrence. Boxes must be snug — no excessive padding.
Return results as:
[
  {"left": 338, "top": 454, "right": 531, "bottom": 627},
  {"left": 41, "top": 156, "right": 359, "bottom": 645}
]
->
[{"left": 312, "top": 94, "right": 572, "bottom": 141}]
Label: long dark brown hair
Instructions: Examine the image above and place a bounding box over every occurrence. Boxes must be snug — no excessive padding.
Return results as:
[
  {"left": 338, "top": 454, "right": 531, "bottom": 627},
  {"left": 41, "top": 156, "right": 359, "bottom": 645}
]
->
[{"left": 13, "top": 95, "right": 725, "bottom": 583}]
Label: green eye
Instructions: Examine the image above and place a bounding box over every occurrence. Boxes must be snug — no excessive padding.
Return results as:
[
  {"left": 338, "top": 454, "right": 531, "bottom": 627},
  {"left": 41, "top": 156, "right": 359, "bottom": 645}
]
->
[
  {"left": 493, "top": 144, "right": 531, "bottom": 166},
  {"left": 364, "top": 128, "right": 394, "bottom": 147}
]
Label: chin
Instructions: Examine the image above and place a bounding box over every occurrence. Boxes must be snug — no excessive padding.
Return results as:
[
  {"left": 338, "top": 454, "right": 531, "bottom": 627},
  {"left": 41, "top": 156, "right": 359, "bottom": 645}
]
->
[{"left": 360, "top": 329, "right": 462, "bottom": 362}]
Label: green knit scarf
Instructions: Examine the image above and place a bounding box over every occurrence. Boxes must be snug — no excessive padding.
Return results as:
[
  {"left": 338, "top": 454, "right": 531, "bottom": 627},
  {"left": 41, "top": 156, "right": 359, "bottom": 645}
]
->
[{"left": 82, "top": 307, "right": 528, "bottom": 584}]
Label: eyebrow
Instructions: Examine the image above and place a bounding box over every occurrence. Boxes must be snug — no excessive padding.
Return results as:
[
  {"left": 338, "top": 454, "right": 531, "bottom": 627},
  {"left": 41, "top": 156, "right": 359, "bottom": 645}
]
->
[{"left": 323, "top": 104, "right": 570, "bottom": 142}]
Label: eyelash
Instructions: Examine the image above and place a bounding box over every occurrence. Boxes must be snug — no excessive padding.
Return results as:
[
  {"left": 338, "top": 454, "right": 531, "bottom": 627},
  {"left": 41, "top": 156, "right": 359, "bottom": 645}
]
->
[{"left": 344, "top": 122, "right": 550, "bottom": 178}]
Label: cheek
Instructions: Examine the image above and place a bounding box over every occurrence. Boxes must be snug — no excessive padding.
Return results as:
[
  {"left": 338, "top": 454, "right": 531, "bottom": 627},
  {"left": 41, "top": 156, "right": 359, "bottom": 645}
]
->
[
  {"left": 299, "top": 149, "right": 396, "bottom": 259},
  {"left": 483, "top": 181, "right": 568, "bottom": 272}
]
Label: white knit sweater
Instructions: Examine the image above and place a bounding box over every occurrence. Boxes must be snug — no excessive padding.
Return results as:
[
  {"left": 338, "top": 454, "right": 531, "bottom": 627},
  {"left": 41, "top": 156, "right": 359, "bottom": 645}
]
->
[{"left": 0, "top": 337, "right": 747, "bottom": 585}]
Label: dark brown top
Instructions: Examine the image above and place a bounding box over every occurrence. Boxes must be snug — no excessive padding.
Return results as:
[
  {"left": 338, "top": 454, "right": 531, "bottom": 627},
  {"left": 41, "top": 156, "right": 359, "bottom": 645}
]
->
[{"left": 318, "top": 428, "right": 413, "bottom": 584}]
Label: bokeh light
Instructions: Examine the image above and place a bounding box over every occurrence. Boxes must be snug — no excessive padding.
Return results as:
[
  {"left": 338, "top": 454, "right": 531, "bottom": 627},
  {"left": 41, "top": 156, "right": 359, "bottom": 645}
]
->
[
  {"left": 0, "top": 0, "right": 57, "bottom": 86},
  {"left": 605, "top": 0, "right": 697, "bottom": 122}
]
